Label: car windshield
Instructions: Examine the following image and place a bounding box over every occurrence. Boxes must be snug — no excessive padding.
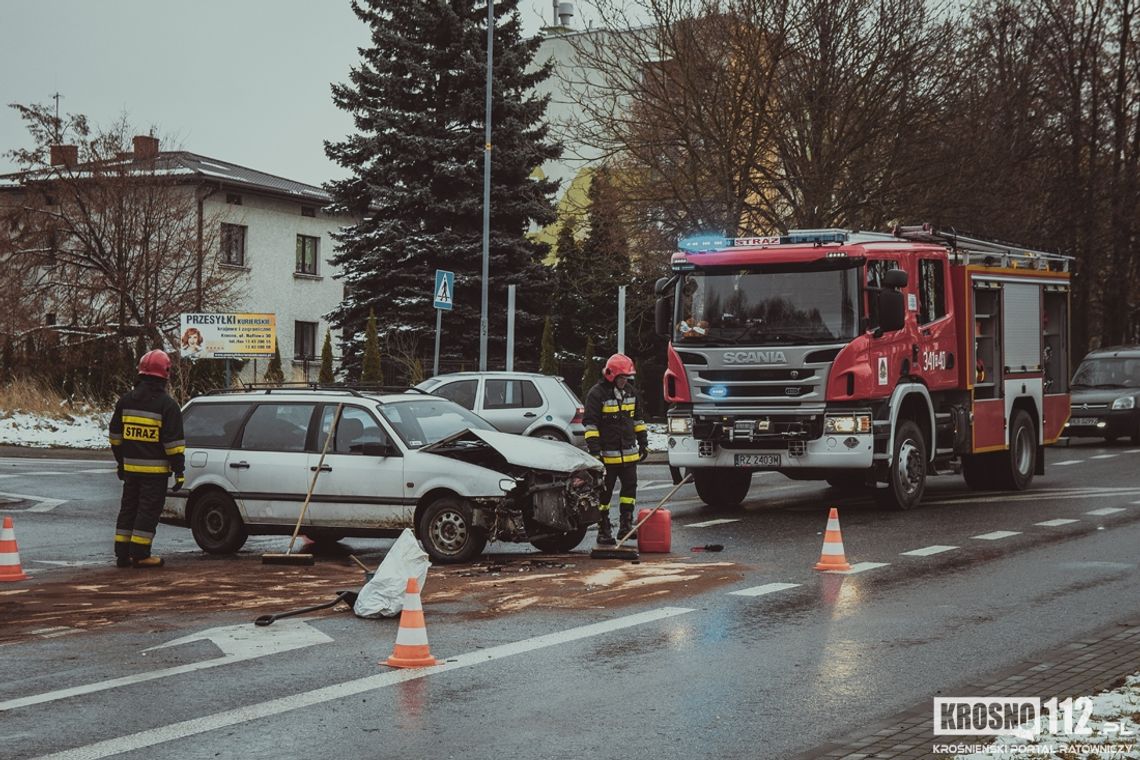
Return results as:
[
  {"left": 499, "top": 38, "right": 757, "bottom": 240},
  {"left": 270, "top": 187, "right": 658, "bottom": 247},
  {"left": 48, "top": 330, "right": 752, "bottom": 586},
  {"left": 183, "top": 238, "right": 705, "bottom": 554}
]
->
[
  {"left": 377, "top": 397, "right": 495, "bottom": 449},
  {"left": 675, "top": 263, "right": 859, "bottom": 345},
  {"left": 1071, "top": 357, "right": 1140, "bottom": 388}
]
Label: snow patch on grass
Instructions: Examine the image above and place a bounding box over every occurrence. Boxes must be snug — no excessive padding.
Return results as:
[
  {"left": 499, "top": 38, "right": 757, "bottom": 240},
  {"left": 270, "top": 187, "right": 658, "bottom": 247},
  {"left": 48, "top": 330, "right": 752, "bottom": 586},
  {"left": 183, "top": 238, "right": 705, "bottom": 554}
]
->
[{"left": 0, "top": 410, "right": 110, "bottom": 449}]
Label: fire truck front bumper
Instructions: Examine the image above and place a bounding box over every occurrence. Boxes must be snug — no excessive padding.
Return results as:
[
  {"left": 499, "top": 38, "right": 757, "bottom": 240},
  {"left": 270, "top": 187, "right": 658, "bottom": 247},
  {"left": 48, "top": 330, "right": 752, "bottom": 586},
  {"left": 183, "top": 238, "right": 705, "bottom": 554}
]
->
[{"left": 665, "top": 432, "right": 875, "bottom": 470}]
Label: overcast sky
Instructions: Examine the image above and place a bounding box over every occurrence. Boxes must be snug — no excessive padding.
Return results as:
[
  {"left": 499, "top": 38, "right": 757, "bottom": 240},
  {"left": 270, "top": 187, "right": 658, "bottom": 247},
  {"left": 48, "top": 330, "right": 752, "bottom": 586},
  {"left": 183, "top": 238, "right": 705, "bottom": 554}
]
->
[{"left": 0, "top": 0, "right": 578, "bottom": 187}]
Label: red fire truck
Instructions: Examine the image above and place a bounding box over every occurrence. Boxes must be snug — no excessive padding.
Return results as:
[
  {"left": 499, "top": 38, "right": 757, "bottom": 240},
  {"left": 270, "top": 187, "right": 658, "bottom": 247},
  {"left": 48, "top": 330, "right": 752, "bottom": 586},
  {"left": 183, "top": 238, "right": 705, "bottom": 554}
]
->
[{"left": 655, "top": 225, "right": 1073, "bottom": 510}]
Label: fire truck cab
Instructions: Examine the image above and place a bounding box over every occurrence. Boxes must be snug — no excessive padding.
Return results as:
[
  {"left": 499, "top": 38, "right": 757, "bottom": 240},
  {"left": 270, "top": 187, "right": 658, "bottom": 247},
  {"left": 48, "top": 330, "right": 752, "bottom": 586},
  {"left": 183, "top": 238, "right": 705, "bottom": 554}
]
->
[{"left": 655, "top": 226, "right": 1073, "bottom": 510}]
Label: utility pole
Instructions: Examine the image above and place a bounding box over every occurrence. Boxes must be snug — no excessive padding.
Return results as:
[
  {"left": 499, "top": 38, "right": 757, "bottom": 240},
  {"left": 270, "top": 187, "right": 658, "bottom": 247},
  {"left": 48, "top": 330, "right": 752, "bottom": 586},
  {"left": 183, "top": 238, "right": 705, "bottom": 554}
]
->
[{"left": 478, "top": 0, "right": 495, "bottom": 371}]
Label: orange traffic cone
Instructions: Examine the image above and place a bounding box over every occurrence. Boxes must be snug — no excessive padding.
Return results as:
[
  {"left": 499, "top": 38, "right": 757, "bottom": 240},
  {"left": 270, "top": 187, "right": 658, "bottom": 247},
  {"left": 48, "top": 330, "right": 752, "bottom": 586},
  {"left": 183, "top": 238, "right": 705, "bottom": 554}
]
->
[
  {"left": 0, "top": 516, "right": 29, "bottom": 582},
  {"left": 813, "top": 507, "right": 852, "bottom": 572},
  {"left": 383, "top": 577, "right": 438, "bottom": 668}
]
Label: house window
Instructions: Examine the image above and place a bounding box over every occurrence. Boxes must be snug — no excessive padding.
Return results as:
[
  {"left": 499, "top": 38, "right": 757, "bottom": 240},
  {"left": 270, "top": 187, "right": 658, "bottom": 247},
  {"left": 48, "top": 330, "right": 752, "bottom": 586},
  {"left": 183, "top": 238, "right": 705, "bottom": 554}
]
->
[
  {"left": 226, "top": 193, "right": 243, "bottom": 205},
  {"left": 294, "top": 321, "right": 318, "bottom": 360},
  {"left": 301, "top": 205, "right": 316, "bottom": 217},
  {"left": 220, "top": 223, "right": 247, "bottom": 267},
  {"left": 296, "top": 235, "right": 319, "bottom": 275}
]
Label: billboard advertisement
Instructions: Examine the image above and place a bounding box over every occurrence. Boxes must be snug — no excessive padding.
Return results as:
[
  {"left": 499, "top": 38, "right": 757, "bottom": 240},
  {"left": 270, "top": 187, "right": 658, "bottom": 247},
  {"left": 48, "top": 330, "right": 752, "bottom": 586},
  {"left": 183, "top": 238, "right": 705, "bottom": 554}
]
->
[{"left": 179, "top": 313, "right": 276, "bottom": 359}]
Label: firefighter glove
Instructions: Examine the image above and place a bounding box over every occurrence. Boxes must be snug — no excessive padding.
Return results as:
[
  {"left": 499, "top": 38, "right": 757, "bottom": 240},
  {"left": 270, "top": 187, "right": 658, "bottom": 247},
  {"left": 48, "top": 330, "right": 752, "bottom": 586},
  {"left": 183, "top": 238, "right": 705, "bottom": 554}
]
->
[
  {"left": 116, "top": 468, "right": 125, "bottom": 482},
  {"left": 171, "top": 472, "right": 185, "bottom": 492},
  {"left": 639, "top": 446, "right": 649, "bottom": 462}
]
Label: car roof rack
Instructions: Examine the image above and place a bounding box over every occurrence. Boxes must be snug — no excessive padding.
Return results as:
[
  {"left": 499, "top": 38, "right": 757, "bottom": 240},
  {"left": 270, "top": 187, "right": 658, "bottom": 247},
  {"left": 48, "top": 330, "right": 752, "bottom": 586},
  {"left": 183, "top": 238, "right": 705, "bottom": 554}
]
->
[{"left": 202, "top": 382, "right": 432, "bottom": 397}]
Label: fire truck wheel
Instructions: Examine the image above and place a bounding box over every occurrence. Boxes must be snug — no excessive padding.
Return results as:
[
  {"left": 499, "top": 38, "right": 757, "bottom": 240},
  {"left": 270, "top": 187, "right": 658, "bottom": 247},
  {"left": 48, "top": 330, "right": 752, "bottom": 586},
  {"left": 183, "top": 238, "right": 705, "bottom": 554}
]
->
[
  {"left": 960, "top": 454, "right": 994, "bottom": 490},
  {"left": 693, "top": 469, "right": 752, "bottom": 508},
  {"left": 992, "top": 410, "right": 1036, "bottom": 491},
  {"left": 877, "top": 419, "right": 927, "bottom": 510}
]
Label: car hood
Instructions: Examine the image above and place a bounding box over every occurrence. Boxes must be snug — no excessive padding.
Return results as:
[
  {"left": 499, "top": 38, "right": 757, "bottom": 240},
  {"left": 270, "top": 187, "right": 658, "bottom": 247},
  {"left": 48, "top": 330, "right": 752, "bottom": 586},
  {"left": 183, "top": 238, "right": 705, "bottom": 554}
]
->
[
  {"left": 1070, "top": 388, "right": 1140, "bottom": 405},
  {"left": 422, "top": 428, "right": 602, "bottom": 473}
]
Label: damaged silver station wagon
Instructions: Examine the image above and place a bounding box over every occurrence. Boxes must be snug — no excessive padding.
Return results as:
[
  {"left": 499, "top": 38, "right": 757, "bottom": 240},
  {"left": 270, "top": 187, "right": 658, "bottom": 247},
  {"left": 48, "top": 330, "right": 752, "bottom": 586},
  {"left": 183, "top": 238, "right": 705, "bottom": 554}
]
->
[{"left": 161, "top": 387, "right": 605, "bottom": 563}]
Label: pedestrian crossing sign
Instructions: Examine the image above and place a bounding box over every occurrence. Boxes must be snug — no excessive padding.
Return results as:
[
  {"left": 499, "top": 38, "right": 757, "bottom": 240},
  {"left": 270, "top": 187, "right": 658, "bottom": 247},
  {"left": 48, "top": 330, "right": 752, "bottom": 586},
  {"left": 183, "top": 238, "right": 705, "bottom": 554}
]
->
[{"left": 433, "top": 270, "right": 454, "bottom": 311}]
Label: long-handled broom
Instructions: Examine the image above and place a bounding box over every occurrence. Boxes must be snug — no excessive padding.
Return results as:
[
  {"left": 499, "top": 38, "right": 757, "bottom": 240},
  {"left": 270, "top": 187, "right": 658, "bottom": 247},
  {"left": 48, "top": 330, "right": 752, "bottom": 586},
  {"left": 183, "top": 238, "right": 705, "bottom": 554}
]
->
[
  {"left": 590, "top": 472, "right": 693, "bottom": 561},
  {"left": 262, "top": 403, "right": 344, "bottom": 566}
]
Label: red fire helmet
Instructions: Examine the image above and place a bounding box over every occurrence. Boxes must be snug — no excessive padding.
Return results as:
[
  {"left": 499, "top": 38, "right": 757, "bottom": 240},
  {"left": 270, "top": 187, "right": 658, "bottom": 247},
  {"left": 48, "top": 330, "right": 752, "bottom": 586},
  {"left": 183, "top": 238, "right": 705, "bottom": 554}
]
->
[
  {"left": 603, "top": 353, "right": 636, "bottom": 382},
  {"left": 137, "top": 349, "right": 171, "bottom": 380}
]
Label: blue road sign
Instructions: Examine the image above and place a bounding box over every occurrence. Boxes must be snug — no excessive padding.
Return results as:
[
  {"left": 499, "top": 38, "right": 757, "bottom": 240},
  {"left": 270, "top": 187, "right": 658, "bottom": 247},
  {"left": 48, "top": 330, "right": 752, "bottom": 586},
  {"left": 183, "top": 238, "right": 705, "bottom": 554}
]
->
[{"left": 434, "top": 270, "right": 454, "bottom": 311}]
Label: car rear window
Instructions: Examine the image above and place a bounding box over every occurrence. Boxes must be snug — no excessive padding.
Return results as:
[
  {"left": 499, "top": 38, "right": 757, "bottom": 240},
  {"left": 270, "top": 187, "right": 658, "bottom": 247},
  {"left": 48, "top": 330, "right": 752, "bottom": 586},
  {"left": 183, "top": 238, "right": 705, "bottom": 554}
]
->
[
  {"left": 184, "top": 403, "right": 251, "bottom": 448},
  {"left": 239, "top": 403, "right": 316, "bottom": 452}
]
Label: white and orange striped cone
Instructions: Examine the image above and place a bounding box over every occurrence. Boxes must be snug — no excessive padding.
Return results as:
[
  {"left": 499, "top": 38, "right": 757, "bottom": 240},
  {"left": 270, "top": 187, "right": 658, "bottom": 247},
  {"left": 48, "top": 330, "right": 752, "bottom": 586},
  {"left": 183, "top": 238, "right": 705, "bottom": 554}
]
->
[
  {"left": 813, "top": 507, "right": 852, "bottom": 572},
  {"left": 0, "top": 516, "right": 29, "bottom": 582},
  {"left": 383, "top": 577, "right": 438, "bottom": 668}
]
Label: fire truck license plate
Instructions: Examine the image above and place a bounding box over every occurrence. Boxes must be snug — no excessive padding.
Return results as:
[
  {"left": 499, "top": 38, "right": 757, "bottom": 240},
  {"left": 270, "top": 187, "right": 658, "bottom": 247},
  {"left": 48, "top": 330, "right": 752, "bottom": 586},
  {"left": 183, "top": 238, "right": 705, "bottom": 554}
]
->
[
  {"left": 734, "top": 453, "right": 781, "bottom": 468},
  {"left": 1069, "top": 417, "right": 1099, "bottom": 426}
]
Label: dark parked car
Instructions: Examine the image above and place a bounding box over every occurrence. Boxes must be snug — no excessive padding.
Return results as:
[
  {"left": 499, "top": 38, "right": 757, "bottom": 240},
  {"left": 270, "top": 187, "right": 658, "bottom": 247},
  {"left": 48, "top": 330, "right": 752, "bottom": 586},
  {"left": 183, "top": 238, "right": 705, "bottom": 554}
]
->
[{"left": 1065, "top": 346, "right": 1140, "bottom": 444}]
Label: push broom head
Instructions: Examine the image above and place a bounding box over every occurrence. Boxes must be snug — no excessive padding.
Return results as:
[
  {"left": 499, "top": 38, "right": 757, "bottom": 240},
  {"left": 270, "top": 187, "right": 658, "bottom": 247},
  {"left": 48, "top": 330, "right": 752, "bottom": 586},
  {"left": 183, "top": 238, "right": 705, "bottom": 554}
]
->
[
  {"left": 261, "top": 550, "right": 315, "bottom": 566},
  {"left": 589, "top": 545, "right": 639, "bottom": 561}
]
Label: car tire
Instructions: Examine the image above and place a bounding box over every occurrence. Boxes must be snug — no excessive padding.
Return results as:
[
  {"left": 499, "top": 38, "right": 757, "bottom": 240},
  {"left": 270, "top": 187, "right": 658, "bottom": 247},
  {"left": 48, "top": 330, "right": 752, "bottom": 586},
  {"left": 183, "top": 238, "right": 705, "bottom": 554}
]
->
[
  {"left": 530, "top": 427, "right": 569, "bottom": 443},
  {"left": 693, "top": 469, "right": 752, "bottom": 508},
  {"left": 960, "top": 453, "right": 993, "bottom": 490},
  {"left": 991, "top": 409, "right": 1036, "bottom": 491},
  {"left": 190, "top": 490, "right": 248, "bottom": 555},
  {"left": 530, "top": 526, "right": 589, "bottom": 554},
  {"left": 875, "top": 419, "right": 926, "bottom": 510},
  {"left": 418, "top": 496, "right": 487, "bottom": 564}
]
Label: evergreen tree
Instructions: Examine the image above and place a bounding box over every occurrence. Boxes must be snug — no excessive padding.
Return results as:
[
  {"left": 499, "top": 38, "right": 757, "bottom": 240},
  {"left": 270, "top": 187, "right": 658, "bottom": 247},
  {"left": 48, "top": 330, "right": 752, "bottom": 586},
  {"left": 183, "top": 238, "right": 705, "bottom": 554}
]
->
[
  {"left": 319, "top": 330, "right": 335, "bottom": 384},
  {"left": 539, "top": 315, "right": 557, "bottom": 375},
  {"left": 264, "top": 341, "right": 284, "bottom": 385},
  {"left": 361, "top": 310, "right": 383, "bottom": 384},
  {"left": 581, "top": 334, "right": 599, "bottom": 398},
  {"left": 325, "top": 0, "right": 561, "bottom": 375},
  {"left": 554, "top": 169, "right": 632, "bottom": 360}
]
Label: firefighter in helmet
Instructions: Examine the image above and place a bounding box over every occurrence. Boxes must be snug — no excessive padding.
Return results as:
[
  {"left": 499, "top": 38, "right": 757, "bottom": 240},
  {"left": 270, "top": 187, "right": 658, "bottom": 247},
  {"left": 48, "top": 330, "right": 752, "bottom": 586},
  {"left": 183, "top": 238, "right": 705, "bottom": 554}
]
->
[
  {"left": 107, "top": 350, "right": 185, "bottom": 568},
  {"left": 583, "top": 353, "right": 649, "bottom": 545}
]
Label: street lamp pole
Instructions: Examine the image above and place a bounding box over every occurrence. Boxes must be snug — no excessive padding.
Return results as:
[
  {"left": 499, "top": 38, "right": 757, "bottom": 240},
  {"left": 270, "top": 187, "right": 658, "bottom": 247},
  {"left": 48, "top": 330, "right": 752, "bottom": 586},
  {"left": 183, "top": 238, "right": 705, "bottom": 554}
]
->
[{"left": 479, "top": 0, "right": 495, "bottom": 371}]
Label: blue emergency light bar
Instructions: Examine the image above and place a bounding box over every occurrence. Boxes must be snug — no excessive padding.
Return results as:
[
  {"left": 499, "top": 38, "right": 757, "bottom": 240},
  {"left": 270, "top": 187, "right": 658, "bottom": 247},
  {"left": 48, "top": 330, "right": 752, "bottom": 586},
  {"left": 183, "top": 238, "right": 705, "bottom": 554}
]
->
[{"left": 677, "top": 229, "right": 855, "bottom": 253}]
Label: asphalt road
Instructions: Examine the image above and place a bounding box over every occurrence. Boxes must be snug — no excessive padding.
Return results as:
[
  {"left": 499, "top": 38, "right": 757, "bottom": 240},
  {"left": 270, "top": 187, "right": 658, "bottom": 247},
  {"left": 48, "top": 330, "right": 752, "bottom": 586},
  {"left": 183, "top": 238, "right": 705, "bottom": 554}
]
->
[{"left": 2, "top": 440, "right": 1139, "bottom": 759}]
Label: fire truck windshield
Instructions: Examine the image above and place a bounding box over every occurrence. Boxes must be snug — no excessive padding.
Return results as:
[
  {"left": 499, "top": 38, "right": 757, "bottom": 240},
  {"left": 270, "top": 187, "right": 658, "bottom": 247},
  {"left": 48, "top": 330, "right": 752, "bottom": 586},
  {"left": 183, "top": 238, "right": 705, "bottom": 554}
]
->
[{"left": 675, "top": 265, "right": 859, "bottom": 345}]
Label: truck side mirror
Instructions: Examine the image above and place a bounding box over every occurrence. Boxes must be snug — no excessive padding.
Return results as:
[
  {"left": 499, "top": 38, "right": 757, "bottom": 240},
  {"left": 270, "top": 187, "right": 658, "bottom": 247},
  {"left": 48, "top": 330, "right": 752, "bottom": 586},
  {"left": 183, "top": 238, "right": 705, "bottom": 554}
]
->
[
  {"left": 883, "top": 269, "right": 908, "bottom": 289},
  {"left": 655, "top": 298, "right": 672, "bottom": 338},
  {"left": 877, "top": 290, "right": 906, "bottom": 333}
]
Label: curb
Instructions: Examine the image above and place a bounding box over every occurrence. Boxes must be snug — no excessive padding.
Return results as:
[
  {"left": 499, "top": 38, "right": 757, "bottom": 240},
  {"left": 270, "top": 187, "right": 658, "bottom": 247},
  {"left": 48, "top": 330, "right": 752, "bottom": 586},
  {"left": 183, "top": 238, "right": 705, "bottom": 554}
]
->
[{"left": 0, "top": 446, "right": 114, "bottom": 460}]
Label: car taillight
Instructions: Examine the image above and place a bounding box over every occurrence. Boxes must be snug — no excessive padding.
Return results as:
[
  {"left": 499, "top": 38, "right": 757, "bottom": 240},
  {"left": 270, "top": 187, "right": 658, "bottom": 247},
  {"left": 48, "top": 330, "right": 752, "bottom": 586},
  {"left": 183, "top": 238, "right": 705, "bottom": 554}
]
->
[{"left": 571, "top": 407, "right": 584, "bottom": 424}]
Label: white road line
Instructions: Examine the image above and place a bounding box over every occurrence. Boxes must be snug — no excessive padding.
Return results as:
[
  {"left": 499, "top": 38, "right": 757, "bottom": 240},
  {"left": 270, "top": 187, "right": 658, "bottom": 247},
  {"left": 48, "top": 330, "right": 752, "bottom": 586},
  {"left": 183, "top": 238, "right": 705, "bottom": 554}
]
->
[
  {"left": 28, "top": 607, "right": 695, "bottom": 760},
  {"left": 1053, "top": 460, "right": 1082, "bottom": 466},
  {"left": 1090, "top": 454, "right": 1118, "bottom": 460},
  {"left": 972, "top": 531, "right": 1021, "bottom": 540},
  {"left": 73, "top": 468, "right": 117, "bottom": 474},
  {"left": 1126, "top": 449, "right": 1140, "bottom": 454},
  {"left": 900, "top": 545, "right": 957, "bottom": 557},
  {"left": 729, "top": 582, "right": 801, "bottom": 597},
  {"left": 0, "top": 491, "right": 66, "bottom": 513},
  {"left": 639, "top": 483, "right": 674, "bottom": 492},
  {"left": 1085, "top": 507, "right": 1126, "bottom": 516},
  {"left": 1036, "top": 519, "right": 1080, "bottom": 527},
  {"left": 31, "top": 560, "right": 106, "bottom": 567},
  {"left": 685, "top": 518, "right": 741, "bottom": 528},
  {"left": 823, "top": 562, "right": 890, "bottom": 575}
]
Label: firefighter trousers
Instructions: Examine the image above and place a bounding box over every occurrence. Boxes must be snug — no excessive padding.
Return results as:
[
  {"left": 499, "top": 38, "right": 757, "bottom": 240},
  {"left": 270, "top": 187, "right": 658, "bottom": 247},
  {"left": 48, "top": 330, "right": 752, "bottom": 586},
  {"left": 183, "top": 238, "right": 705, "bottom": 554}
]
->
[
  {"left": 115, "top": 477, "right": 167, "bottom": 560},
  {"left": 599, "top": 462, "right": 638, "bottom": 515}
]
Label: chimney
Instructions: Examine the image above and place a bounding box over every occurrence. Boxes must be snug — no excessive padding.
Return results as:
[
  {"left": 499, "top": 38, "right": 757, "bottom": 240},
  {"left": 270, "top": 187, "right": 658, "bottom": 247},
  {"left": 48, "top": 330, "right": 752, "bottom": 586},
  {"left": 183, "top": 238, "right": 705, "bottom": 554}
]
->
[
  {"left": 49, "top": 144, "right": 78, "bottom": 167},
  {"left": 133, "top": 135, "right": 160, "bottom": 160}
]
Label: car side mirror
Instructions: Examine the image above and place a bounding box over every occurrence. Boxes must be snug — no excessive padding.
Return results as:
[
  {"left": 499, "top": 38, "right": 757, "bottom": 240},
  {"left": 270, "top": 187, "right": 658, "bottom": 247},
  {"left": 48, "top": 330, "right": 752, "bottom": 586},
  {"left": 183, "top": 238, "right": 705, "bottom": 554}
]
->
[
  {"left": 654, "top": 276, "right": 676, "bottom": 296},
  {"left": 361, "top": 442, "right": 397, "bottom": 457}
]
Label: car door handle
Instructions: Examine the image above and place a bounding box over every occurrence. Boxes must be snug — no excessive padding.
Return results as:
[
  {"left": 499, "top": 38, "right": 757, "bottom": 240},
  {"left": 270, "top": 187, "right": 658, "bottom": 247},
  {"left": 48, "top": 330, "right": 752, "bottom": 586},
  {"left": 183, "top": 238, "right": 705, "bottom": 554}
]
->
[
  {"left": 523, "top": 412, "right": 537, "bottom": 418},
  {"left": 229, "top": 461, "right": 250, "bottom": 469},
  {"left": 310, "top": 464, "right": 332, "bottom": 472}
]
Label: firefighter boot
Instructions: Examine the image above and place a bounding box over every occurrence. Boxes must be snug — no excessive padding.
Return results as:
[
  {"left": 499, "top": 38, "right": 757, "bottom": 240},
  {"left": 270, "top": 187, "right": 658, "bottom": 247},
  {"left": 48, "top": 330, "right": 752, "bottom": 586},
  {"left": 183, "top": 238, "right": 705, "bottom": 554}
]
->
[
  {"left": 619, "top": 506, "right": 637, "bottom": 541},
  {"left": 132, "top": 556, "right": 165, "bottom": 568},
  {"left": 596, "top": 510, "right": 616, "bottom": 546}
]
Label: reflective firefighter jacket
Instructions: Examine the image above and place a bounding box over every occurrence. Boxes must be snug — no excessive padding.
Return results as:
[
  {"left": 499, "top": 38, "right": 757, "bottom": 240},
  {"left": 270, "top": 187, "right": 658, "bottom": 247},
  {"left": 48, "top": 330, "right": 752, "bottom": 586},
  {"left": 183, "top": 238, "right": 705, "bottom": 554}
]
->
[
  {"left": 108, "top": 379, "right": 186, "bottom": 478},
  {"left": 583, "top": 380, "right": 648, "bottom": 465}
]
